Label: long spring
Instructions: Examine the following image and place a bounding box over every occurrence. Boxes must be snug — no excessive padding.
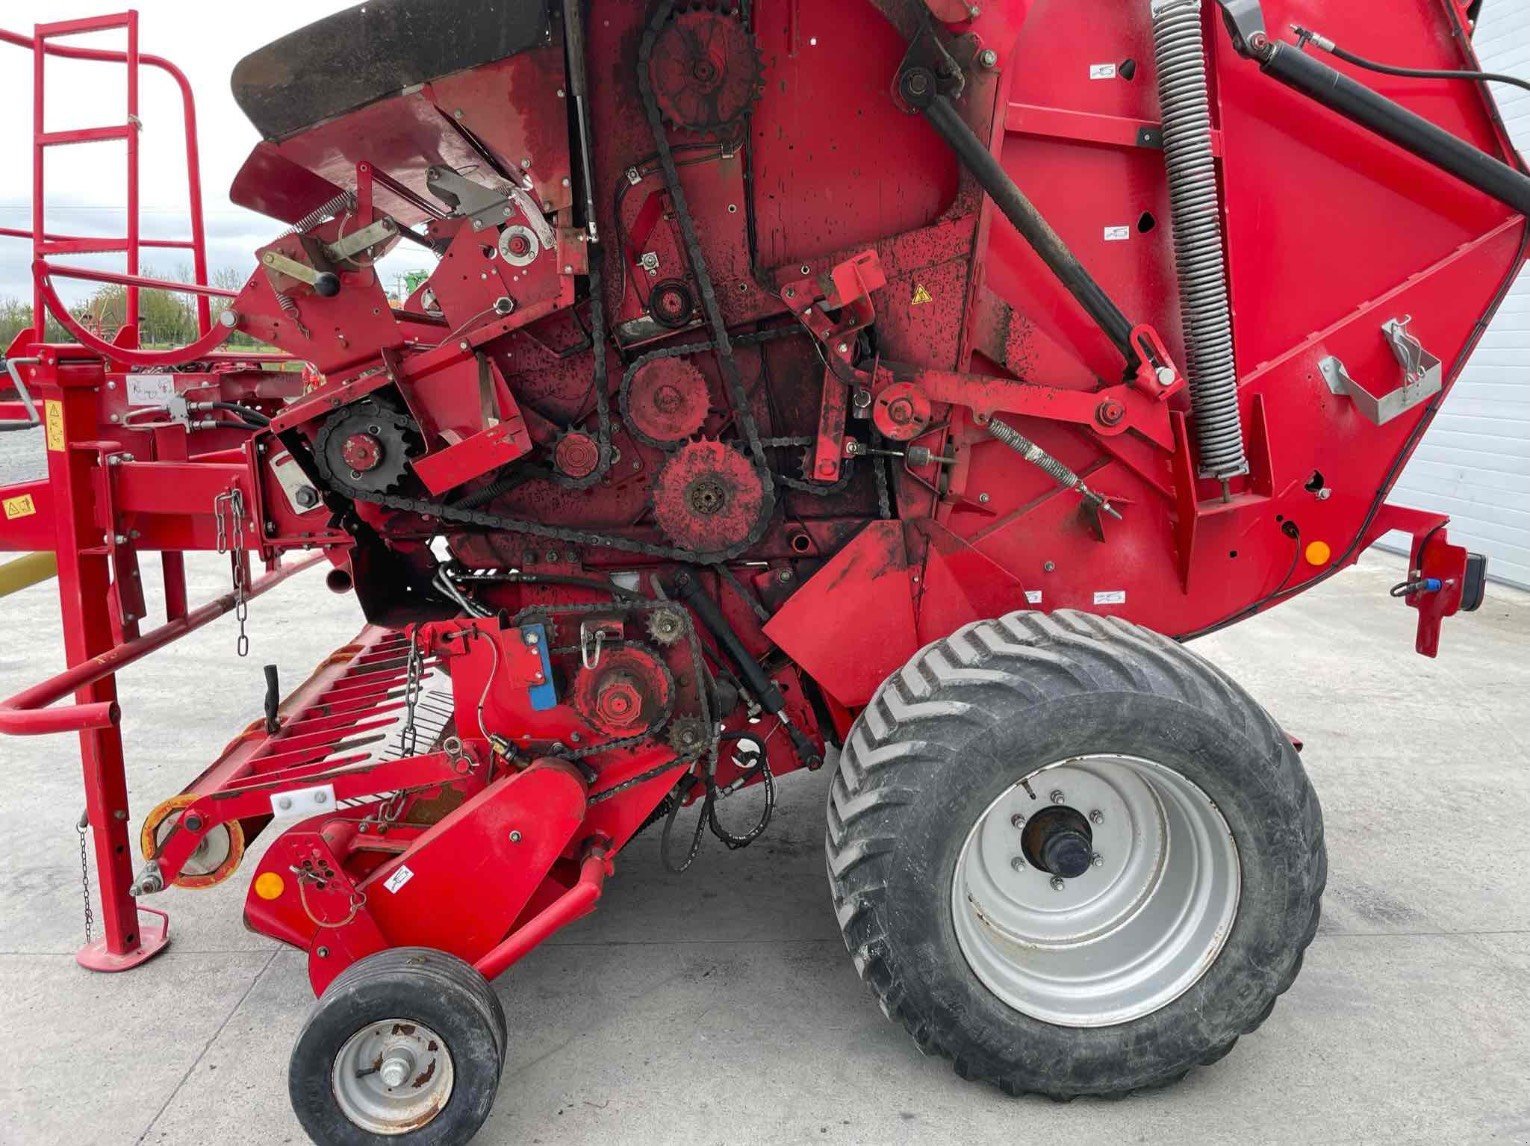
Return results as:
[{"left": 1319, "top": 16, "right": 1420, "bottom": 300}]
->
[
  {"left": 1152, "top": 0, "right": 1248, "bottom": 483},
  {"left": 283, "top": 190, "right": 357, "bottom": 237}
]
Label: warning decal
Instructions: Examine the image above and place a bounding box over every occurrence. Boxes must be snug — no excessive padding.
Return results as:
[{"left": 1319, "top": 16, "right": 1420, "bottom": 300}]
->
[
  {"left": 911, "top": 283, "right": 933, "bottom": 306},
  {"left": 3, "top": 494, "right": 36, "bottom": 520}
]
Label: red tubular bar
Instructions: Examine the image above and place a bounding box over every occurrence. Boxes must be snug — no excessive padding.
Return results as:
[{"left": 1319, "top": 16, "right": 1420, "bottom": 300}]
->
[
  {"left": 0, "top": 20, "right": 213, "bottom": 337},
  {"left": 0, "top": 554, "right": 323, "bottom": 736},
  {"left": 474, "top": 842, "right": 612, "bottom": 981},
  {"left": 36, "top": 260, "right": 238, "bottom": 298}
]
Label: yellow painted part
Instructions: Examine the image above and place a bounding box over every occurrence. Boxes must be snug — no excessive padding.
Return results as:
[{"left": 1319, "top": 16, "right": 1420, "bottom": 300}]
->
[
  {"left": 1304, "top": 540, "right": 1333, "bottom": 567},
  {"left": 0, "top": 552, "right": 57, "bottom": 599}
]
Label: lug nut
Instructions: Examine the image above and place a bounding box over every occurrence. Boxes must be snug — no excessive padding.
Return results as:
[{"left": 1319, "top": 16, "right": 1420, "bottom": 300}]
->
[
  {"left": 1010, "top": 856, "right": 1026, "bottom": 871},
  {"left": 1010, "top": 813, "right": 1025, "bottom": 828},
  {"left": 1089, "top": 809, "right": 1103, "bottom": 825},
  {"left": 1092, "top": 853, "right": 1104, "bottom": 867},
  {"left": 1050, "top": 876, "right": 1066, "bottom": 892},
  {"left": 1049, "top": 789, "right": 1065, "bottom": 805}
]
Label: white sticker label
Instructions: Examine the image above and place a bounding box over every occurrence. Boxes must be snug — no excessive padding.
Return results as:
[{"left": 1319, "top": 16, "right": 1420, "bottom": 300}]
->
[
  {"left": 1025, "top": 590, "right": 1043, "bottom": 605},
  {"left": 126, "top": 373, "right": 176, "bottom": 406},
  {"left": 383, "top": 865, "right": 415, "bottom": 894},
  {"left": 1090, "top": 63, "right": 1118, "bottom": 80},
  {"left": 1104, "top": 225, "right": 1131, "bottom": 242},
  {"left": 1094, "top": 590, "right": 1127, "bottom": 606}
]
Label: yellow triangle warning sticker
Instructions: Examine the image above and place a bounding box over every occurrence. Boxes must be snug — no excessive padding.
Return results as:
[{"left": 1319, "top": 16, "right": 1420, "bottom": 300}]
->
[{"left": 910, "top": 282, "right": 933, "bottom": 306}]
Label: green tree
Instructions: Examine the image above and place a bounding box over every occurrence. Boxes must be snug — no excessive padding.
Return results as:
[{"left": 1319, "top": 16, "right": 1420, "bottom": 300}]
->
[{"left": 0, "top": 295, "right": 70, "bottom": 350}]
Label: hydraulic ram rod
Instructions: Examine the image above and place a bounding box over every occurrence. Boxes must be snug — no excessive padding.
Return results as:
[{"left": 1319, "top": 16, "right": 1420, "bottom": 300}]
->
[
  {"left": 1258, "top": 40, "right": 1530, "bottom": 216},
  {"left": 1210, "top": 0, "right": 1530, "bottom": 217},
  {"left": 900, "top": 70, "right": 1141, "bottom": 367}
]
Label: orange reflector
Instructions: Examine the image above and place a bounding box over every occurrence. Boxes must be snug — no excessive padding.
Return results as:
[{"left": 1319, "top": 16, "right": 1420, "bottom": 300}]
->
[
  {"left": 254, "top": 872, "right": 285, "bottom": 900},
  {"left": 1305, "top": 541, "right": 1332, "bottom": 567}
]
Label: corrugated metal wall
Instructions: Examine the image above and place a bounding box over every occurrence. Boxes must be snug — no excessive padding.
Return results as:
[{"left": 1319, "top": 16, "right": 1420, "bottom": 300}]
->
[{"left": 1385, "top": 2, "right": 1530, "bottom": 587}]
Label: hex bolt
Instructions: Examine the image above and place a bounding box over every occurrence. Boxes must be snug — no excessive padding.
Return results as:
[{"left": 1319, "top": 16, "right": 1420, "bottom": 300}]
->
[
  {"left": 1092, "top": 852, "right": 1104, "bottom": 867},
  {"left": 314, "top": 792, "right": 327, "bottom": 805},
  {"left": 1050, "top": 876, "right": 1066, "bottom": 891},
  {"left": 509, "top": 830, "right": 523, "bottom": 843},
  {"left": 1089, "top": 809, "right": 1104, "bottom": 825},
  {"left": 1011, "top": 856, "right": 1026, "bottom": 871},
  {"left": 277, "top": 796, "right": 293, "bottom": 811},
  {"left": 1049, "top": 789, "right": 1065, "bottom": 805},
  {"left": 379, "top": 1050, "right": 415, "bottom": 1089},
  {"left": 316, "top": 946, "right": 330, "bottom": 958},
  {"left": 978, "top": 493, "right": 990, "bottom": 504},
  {"left": 1010, "top": 812, "right": 1025, "bottom": 828},
  {"left": 978, "top": 48, "right": 999, "bottom": 69}
]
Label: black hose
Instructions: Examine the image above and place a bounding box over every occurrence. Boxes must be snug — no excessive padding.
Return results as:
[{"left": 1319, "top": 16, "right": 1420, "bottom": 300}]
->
[
  {"left": 208, "top": 401, "right": 271, "bottom": 428},
  {"left": 1296, "top": 27, "right": 1530, "bottom": 96}
]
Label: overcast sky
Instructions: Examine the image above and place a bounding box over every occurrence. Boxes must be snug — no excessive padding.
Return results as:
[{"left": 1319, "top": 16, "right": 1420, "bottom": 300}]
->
[{"left": 0, "top": 1, "right": 433, "bottom": 308}]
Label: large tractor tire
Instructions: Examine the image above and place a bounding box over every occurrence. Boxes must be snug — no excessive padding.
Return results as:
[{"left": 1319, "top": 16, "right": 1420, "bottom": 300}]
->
[{"left": 826, "top": 610, "right": 1325, "bottom": 1097}]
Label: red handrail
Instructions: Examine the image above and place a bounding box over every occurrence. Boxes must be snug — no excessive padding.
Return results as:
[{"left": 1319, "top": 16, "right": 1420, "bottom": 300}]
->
[
  {"left": 0, "top": 21, "right": 213, "bottom": 340},
  {"left": 0, "top": 555, "right": 323, "bottom": 736}
]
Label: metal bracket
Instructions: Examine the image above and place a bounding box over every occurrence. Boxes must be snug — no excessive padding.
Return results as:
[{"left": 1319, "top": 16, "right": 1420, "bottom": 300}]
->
[
  {"left": 1320, "top": 317, "right": 1441, "bottom": 425},
  {"left": 1209, "top": 0, "right": 1270, "bottom": 57},
  {"left": 324, "top": 217, "right": 398, "bottom": 263},
  {"left": 1382, "top": 316, "right": 1443, "bottom": 393},
  {"left": 270, "top": 782, "right": 337, "bottom": 819}
]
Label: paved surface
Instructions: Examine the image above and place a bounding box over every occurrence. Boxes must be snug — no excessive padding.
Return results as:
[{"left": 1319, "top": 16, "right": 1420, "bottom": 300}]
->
[{"left": 2, "top": 420, "right": 1528, "bottom": 1143}]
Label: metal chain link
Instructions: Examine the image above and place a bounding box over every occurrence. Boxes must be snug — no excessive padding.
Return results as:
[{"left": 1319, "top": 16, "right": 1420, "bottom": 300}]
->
[
  {"left": 76, "top": 811, "right": 94, "bottom": 946},
  {"left": 214, "top": 488, "right": 250, "bottom": 657},
  {"left": 398, "top": 632, "right": 424, "bottom": 758}
]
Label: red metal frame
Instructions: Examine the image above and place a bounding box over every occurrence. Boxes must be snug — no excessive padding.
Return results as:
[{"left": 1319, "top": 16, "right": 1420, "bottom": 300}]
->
[
  {"left": 0, "top": 0, "right": 1521, "bottom": 996},
  {"left": 0, "top": 14, "right": 214, "bottom": 347}
]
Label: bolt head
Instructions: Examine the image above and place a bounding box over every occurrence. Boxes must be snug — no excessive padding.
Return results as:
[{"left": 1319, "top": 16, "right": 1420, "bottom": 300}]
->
[
  {"left": 1010, "top": 856, "right": 1026, "bottom": 871},
  {"left": 978, "top": 493, "right": 990, "bottom": 504},
  {"left": 1092, "top": 852, "right": 1104, "bottom": 867},
  {"left": 1049, "top": 789, "right": 1065, "bottom": 805},
  {"left": 1010, "top": 812, "right": 1025, "bottom": 828},
  {"left": 978, "top": 48, "right": 999, "bottom": 68},
  {"left": 379, "top": 1055, "right": 412, "bottom": 1089},
  {"left": 1089, "top": 809, "right": 1104, "bottom": 824},
  {"left": 509, "top": 830, "right": 523, "bottom": 843},
  {"left": 1050, "top": 875, "right": 1066, "bottom": 891}
]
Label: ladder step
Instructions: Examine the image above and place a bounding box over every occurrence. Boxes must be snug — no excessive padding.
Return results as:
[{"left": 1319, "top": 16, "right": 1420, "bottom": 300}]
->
[{"left": 38, "top": 125, "right": 131, "bottom": 147}]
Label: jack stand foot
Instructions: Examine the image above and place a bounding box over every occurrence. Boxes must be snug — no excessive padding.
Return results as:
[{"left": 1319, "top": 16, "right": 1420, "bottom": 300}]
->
[{"left": 75, "top": 907, "right": 170, "bottom": 972}]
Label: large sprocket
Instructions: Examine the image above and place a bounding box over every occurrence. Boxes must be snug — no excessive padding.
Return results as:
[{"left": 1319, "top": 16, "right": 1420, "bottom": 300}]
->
[
  {"left": 648, "top": 5, "right": 764, "bottom": 136},
  {"left": 623, "top": 357, "right": 711, "bottom": 447},
  {"left": 650, "top": 439, "right": 766, "bottom": 553}
]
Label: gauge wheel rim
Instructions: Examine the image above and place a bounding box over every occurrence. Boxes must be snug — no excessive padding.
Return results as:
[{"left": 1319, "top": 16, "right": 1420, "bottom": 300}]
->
[
  {"left": 330, "top": 1017, "right": 456, "bottom": 1135},
  {"left": 951, "top": 753, "right": 1241, "bottom": 1028}
]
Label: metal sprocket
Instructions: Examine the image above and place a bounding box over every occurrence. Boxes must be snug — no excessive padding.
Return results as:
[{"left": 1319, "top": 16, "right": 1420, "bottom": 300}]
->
[{"left": 648, "top": 4, "right": 764, "bottom": 136}]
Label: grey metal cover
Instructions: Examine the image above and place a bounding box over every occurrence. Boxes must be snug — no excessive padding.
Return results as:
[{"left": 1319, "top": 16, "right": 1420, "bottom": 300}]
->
[{"left": 231, "top": 0, "right": 550, "bottom": 141}]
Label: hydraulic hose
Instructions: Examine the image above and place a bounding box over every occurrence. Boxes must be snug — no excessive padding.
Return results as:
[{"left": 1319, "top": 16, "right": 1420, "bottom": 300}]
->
[{"left": 1152, "top": 0, "right": 1249, "bottom": 482}]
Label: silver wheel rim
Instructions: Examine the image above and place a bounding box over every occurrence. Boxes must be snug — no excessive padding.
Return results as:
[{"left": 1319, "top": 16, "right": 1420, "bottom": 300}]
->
[
  {"left": 331, "top": 1018, "right": 455, "bottom": 1135},
  {"left": 951, "top": 754, "right": 1240, "bottom": 1028}
]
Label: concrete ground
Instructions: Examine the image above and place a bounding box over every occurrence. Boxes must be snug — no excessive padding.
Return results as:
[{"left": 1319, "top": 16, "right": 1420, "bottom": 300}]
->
[{"left": 3, "top": 430, "right": 1529, "bottom": 1143}]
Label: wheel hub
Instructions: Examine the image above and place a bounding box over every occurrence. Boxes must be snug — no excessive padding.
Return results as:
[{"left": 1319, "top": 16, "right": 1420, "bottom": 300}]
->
[
  {"left": 952, "top": 755, "right": 1241, "bottom": 1027},
  {"left": 1020, "top": 805, "right": 1094, "bottom": 879},
  {"left": 330, "top": 1018, "right": 454, "bottom": 1135}
]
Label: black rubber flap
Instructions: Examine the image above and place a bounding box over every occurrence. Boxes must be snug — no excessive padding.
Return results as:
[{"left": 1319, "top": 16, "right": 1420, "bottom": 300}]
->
[{"left": 232, "top": 0, "right": 550, "bottom": 140}]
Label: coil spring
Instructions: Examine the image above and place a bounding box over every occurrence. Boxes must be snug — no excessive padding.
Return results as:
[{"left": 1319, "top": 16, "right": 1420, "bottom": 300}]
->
[
  {"left": 283, "top": 191, "right": 357, "bottom": 237},
  {"left": 1153, "top": 0, "right": 1248, "bottom": 481}
]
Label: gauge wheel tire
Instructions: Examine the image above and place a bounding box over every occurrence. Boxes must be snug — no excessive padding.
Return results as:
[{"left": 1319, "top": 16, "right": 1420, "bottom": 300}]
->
[
  {"left": 289, "top": 947, "right": 507, "bottom": 1144},
  {"left": 826, "top": 609, "right": 1326, "bottom": 1099}
]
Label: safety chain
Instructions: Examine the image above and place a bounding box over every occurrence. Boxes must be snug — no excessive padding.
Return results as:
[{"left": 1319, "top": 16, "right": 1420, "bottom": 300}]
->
[
  {"left": 398, "top": 631, "right": 424, "bottom": 758},
  {"left": 214, "top": 487, "right": 250, "bottom": 657},
  {"left": 76, "top": 811, "right": 94, "bottom": 946}
]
